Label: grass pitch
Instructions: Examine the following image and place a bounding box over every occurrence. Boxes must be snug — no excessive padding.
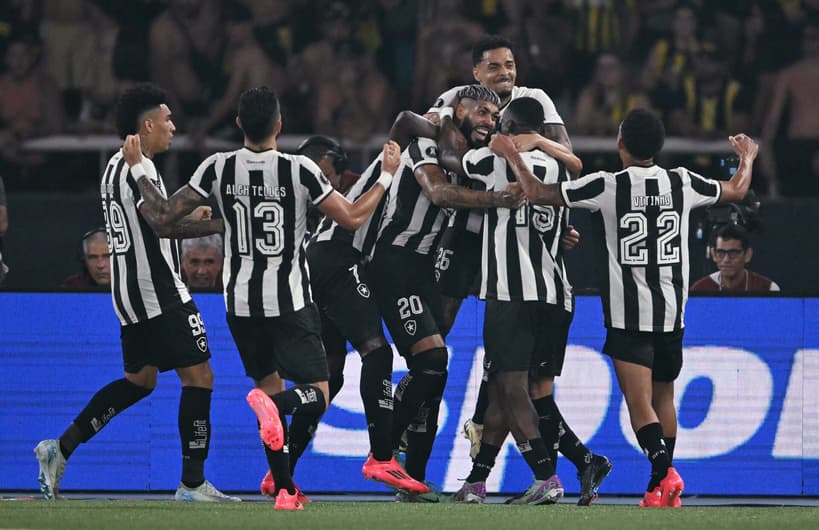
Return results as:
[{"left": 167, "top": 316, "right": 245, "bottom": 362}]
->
[{"left": 1, "top": 500, "right": 817, "bottom": 530}]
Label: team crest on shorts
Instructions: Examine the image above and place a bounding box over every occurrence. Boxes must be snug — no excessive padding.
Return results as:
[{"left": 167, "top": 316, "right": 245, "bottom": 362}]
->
[
  {"left": 196, "top": 336, "right": 208, "bottom": 353},
  {"left": 357, "top": 283, "right": 371, "bottom": 298},
  {"left": 404, "top": 319, "right": 417, "bottom": 336}
]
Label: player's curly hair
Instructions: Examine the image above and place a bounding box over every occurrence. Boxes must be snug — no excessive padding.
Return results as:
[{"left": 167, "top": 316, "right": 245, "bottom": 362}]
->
[
  {"left": 238, "top": 86, "right": 280, "bottom": 144},
  {"left": 115, "top": 83, "right": 168, "bottom": 139},
  {"left": 456, "top": 85, "right": 501, "bottom": 107},
  {"left": 619, "top": 108, "right": 665, "bottom": 161}
]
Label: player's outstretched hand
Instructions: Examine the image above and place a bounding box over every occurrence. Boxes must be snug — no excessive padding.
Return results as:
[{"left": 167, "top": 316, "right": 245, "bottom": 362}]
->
[
  {"left": 123, "top": 135, "right": 143, "bottom": 167},
  {"left": 729, "top": 134, "right": 759, "bottom": 161},
  {"left": 489, "top": 134, "right": 516, "bottom": 159},
  {"left": 499, "top": 181, "right": 526, "bottom": 209},
  {"left": 381, "top": 140, "right": 401, "bottom": 175},
  {"left": 560, "top": 224, "right": 581, "bottom": 251}
]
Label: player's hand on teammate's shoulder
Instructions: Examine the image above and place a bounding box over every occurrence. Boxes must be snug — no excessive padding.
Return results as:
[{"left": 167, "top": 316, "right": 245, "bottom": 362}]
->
[
  {"left": 729, "top": 134, "right": 759, "bottom": 160},
  {"left": 381, "top": 140, "right": 402, "bottom": 175},
  {"left": 499, "top": 181, "right": 526, "bottom": 209},
  {"left": 423, "top": 113, "right": 441, "bottom": 126},
  {"left": 489, "top": 133, "right": 516, "bottom": 158},
  {"left": 561, "top": 224, "right": 581, "bottom": 251},
  {"left": 122, "top": 135, "right": 143, "bottom": 167}
]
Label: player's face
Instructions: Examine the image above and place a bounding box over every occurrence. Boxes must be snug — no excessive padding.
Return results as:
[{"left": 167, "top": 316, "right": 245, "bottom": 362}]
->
[
  {"left": 461, "top": 100, "right": 499, "bottom": 147},
  {"left": 146, "top": 104, "right": 176, "bottom": 153},
  {"left": 182, "top": 248, "right": 222, "bottom": 288},
  {"left": 85, "top": 239, "right": 111, "bottom": 286},
  {"left": 473, "top": 47, "right": 516, "bottom": 100},
  {"left": 712, "top": 237, "right": 751, "bottom": 277}
]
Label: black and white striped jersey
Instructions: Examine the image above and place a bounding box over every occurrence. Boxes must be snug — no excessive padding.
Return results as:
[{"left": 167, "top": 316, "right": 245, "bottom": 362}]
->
[
  {"left": 310, "top": 154, "right": 387, "bottom": 258},
  {"left": 188, "top": 147, "right": 333, "bottom": 317},
  {"left": 560, "top": 165, "right": 721, "bottom": 332},
  {"left": 463, "top": 147, "right": 572, "bottom": 310},
  {"left": 428, "top": 85, "right": 564, "bottom": 126},
  {"left": 375, "top": 137, "right": 454, "bottom": 256},
  {"left": 100, "top": 151, "right": 191, "bottom": 326}
]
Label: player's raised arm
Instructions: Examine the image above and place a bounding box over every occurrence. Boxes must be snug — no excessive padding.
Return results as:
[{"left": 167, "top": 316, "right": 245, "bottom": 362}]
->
[
  {"left": 511, "top": 133, "right": 583, "bottom": 177},
  {"left": 317, "top": 140, "right": 400, "bottom": 231},
  {"left": 489, "top": 133, "right": 564, "bottom": 207},
  {"left": 389, "top": 111, "right": 438, "bottom": 150},
  {"left": 123, "top": 135, "right": 222, "bottom": 238},
  {"left": 718, "top": 134, "right": 758, "bottom": 203}
]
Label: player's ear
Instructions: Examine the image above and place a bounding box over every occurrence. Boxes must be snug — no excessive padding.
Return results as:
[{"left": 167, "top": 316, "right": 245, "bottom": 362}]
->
[
  {"left": 235, "top": 116, "right": 241, "bottom": 130},
  {"left": 455, "top": 102, "right": 468, "bottom": 122},
  {"left": 273, "top": 118, "right": 282, "bottom": 138}
]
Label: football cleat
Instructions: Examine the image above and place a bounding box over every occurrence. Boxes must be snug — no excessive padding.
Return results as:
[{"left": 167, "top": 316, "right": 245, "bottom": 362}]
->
[
  {"left": 451, "top": 481, "right": 487, "bottom": 504},
  {"left": 462, "top": 419, "right": 484, "bottom": 460},
  {"left": 394, "top": 481, "right": 442, "bottom": 503},
  {"left": 577, "top": 454, "right": 613, "bottom": 506},
  {"left": 362, "top": 454, "right": 429, "bottom": 494},
  {"left": 34, "top": 439, "right": 66, "bottom": 500},
  {"left": 639, "top": 486, "right": 664, "bottom": 507},
  {"left": 246, "top": 389, "right": 284, "bottom": 451},
  {"left": 506, "top": 475, "right": 563, "bottom": 505},
  {"left": 174, "top": 480, "right": 241, "bottom": 502},
  {"left": 260, "top": 470, "right": 311, "bottom": 503},
  {"left": 661, "top": 467, "right": 684, "bottom": 508},
  {"left": 274, "top": 489, "right": 303, "bottom": 511}
]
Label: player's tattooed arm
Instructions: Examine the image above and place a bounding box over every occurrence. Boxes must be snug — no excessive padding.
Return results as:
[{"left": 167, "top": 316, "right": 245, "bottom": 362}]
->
[
  {"left": 122, "top": 134, "right": 211, "bottom": 237},
  {"left": 389, "top": 111, "right": 438, "bottom": 150},
  {"left": 436, "top": 115, "right": 469, "bottom": 177},
  {"left": 164, "top": 208, "right": 224, "bottom": 239},
  {"left": 490, "top": 134, "right": 565, "bottom": 207},
  {"left": 415, "top": 163, "right": 524, "bottom": 209}
]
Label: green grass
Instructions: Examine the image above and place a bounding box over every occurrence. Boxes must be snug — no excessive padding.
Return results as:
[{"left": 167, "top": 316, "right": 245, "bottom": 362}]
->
[{"left": 0, "top": 501, "right": 817, "bottom": 530}]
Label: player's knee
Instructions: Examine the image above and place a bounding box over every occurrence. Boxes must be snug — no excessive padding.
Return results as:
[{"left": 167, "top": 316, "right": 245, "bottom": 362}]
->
[{"left": 409, "top": 347, "right": 449, "bottom": 376}]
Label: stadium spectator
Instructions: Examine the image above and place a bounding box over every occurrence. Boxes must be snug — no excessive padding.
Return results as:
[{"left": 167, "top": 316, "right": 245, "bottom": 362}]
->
[
  {"left": 639, "top": 3, "right": 702, "bottom": 97},
  {"left": 192, "top": 3, "right": 286, "bottom": 142},
  {"left": 691, "top": 224, "right": 780, "bottom": 292},
  {"left": 0, "top": 34, "right": 63, "bottom": 172},
  {"left": 760, "top": 18, "right": 819, "bottom": 197},
  {"left": 180, "top": 234, "right": 223, "bottom": 292},
  {"left": 60, "top": 227, "right": 111, "bottom": 289},
  {"left": 148, "top": 0, "right": 226, "bottom": 126}
]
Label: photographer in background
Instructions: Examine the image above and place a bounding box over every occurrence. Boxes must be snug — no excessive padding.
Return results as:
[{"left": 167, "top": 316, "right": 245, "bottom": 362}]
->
[{"left": 691, "top": 224, "right": 780, "bottom": 293}]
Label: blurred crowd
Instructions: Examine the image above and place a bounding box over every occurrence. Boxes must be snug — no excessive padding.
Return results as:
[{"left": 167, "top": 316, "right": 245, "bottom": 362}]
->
[{"left": 1, "top": 0, "right": 819, "bottom": 197}]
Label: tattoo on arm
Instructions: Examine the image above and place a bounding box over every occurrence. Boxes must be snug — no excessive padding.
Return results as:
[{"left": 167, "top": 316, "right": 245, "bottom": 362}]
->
[
  {"left": 164, "top": 219, "right": 224, "bottom": 239},
  {"left": 505, "top": 152, "right": 564, "bottom": 206},
  {"left": 136, "top": 178, "right": 204, "bottom": 229}
]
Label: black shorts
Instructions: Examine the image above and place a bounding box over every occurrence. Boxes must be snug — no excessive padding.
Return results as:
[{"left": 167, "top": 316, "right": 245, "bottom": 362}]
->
[
  {"left": 227, "top": 303, "right": 329, "bottom": 384},
  {"left": 120, "top": 300, "right": 211, "bottom": 373},
  {"left": 370, "top": 246, "right": 443, "bottom": 355},
  {"left": 307, "top": 241, "right": 384, "bottom": 350},
  {"left": 434, "top": 226, "right": 481, "bottom": 299},
  {"left": 483, "top": 300, "right": 573, "bottom": 377},
  {"left": 602, "top": 327, "right": 684, "bottom": 382}
]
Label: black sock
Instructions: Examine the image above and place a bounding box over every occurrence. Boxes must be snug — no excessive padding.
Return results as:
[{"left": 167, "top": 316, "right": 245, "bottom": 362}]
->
[
  {"left": 67, "top": 378, "right": 152, "bottom": 456},
  {"left": 465, "top": 443, "right": 500, "bottom": 483},
  {"left": 636, "top": 423, "right": 671, "bottom": 491},
  {"left": 471, "top": 375, "right": 489, "bottom": 424},
  {"left": 360, "top": 345, "right": 394, "bottom": 461},
  {"left": 664, "top": 436, "right": 676, "bottom": 464},
  {"left": 264, "top": 412, "right": 295, "bottom": 495},
  {"left": 287, "top": 414, "right": 318, "bottom": 475},
  {"left": 547, "top": 397, "right": 592, "bottom": 471},
  {"left": 391, "top": 348, "right": 448, "bottom": 449},
  {"left": 179, "top": 387, "right": 212, "bottom": 488},
  {"left": 405, "top": 399, "right": 441, "bottom": 482},
  {"left": 532, "top": 395, "right": 560, "bottom": 466},
  {"left": 271, "top": 384, "right": 326, "bottom": 416},
  {"left": 518, "top": 438, "right": 555, "bottom": 480}
]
